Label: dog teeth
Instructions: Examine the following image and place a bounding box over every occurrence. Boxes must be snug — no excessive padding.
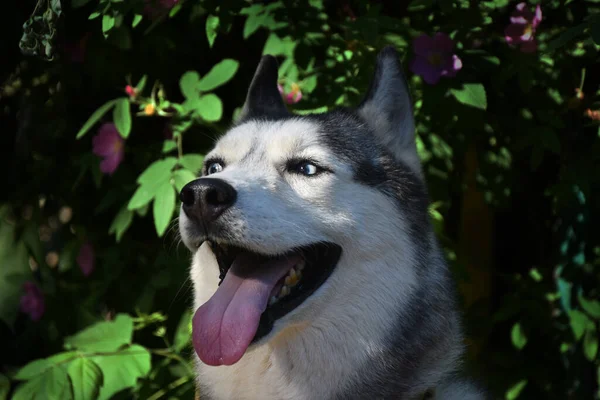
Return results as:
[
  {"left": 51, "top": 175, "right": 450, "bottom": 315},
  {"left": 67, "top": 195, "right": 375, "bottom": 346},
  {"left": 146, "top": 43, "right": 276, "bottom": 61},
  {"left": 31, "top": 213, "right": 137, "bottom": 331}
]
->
[
  {"left": 296, "top": 260, "right": 305, "bottom": 271},
  {"left": 279, "top": 285, "right": 290, "bottom": 297},
  {"left": 269, "top": 296, "right": 278, "bottom": 306}
]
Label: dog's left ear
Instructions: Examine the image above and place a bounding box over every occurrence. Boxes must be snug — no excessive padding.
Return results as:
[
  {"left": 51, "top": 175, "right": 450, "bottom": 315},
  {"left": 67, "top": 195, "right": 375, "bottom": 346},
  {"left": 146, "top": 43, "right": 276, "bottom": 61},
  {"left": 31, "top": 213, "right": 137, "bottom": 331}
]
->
[{"left": 357, "top": 46, "right": 421, "bottom": 176}]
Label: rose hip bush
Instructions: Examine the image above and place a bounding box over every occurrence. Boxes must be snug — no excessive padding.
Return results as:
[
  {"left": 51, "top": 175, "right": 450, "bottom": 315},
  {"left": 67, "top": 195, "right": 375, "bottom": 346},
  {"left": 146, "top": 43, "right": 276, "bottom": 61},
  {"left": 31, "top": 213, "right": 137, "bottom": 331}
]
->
[{"left": 1, "top": 0, "right": 600, "bottom": 399}]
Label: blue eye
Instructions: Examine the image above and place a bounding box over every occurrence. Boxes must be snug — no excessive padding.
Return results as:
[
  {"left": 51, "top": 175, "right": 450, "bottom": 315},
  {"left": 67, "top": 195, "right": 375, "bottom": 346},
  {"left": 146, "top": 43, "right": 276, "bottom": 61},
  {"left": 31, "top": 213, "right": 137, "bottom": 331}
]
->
[
  {"left": 296, "top": 161, "right": 320, "bottom": 176},
  {"left": 207, "top": 162, "right": 223, "bottom": 175}
]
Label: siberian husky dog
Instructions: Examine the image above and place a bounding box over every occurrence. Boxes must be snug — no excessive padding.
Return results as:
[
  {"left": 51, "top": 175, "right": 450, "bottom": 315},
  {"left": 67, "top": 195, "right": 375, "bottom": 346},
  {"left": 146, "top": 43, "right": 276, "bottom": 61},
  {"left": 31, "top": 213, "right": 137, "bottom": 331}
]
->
[{"left": 178, "top": 46, "right": 486, "bottom": 399}]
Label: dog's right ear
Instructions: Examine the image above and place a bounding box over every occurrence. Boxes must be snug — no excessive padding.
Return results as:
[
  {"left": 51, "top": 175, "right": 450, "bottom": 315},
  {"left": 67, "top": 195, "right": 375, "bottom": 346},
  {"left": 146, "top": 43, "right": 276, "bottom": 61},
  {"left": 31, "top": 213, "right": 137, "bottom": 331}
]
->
[{"left": 237, "top": 55, "right": 289, "bottom": 121}]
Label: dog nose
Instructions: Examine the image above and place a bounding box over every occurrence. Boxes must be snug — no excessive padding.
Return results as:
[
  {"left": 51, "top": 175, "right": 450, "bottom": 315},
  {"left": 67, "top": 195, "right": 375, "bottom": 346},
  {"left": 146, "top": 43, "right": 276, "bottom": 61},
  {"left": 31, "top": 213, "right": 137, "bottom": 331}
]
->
[{"left": 180, "top": 178, "right": 237, "bottom": 223}]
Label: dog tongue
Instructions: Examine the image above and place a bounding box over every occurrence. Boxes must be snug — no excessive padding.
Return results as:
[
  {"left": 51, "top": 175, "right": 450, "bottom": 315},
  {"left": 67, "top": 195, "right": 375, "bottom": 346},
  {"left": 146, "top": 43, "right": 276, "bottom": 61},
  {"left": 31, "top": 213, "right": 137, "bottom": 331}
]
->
[{"left": 192, "top": 252, "right": 299, "bottom": 366}]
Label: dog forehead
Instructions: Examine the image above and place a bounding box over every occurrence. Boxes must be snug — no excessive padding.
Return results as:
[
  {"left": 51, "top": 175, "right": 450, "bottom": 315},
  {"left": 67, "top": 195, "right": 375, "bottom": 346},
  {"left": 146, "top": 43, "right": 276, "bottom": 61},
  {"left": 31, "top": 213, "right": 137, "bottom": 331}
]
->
[{"left": 213, "top": 118, "right": 329, "bottom": 160}]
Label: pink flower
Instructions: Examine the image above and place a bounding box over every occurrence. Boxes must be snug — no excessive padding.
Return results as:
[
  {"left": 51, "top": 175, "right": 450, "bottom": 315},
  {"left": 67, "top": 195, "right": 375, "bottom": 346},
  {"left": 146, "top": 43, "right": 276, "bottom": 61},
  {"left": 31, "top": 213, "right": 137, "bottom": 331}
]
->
[
  {"left": 504, "top": 3, "right": 542, "bottom": 53},
  {"left": 20, "top": 282, "right": 45, "bottom": 321},
  {"left": 92, "top": 123, "right": 124, "bottom": 175},
  {"left": 409, "top": 33, "right": 463, "bottom": 85},
  {"left": 143, "top": 0, "right": 179, "bottom": 19},
  {"left": 278, "top": 83, "right": 303, "bottom": 104},
  {"left": 125, "top": 85, "right": 137, "bottom": 98},
  {"left": 77, "top": 242, "right": 95, "bottom": 277}
]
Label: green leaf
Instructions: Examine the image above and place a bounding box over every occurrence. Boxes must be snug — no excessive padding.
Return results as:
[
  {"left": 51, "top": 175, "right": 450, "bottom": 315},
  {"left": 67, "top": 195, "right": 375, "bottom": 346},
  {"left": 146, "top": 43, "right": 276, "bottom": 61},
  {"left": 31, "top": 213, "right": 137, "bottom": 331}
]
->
[
  {"left": 13, "top": 366, "right": 72, "bottom": 400},
  {"left": 65, "top": 314, "right": 133, "bottom": 352},
  {"left": 505, "top": 379, "right": 527, "bottom": 400},
  {"left": 137, "top": 158, "right": 178, "bottom": 186},
  {"left": 72, "top": 0, "right": 93, "bottom": 8},
  {"left": 546, "top": 23, "right": 587, "bottom": 52},
  {"left": 569, "top": 310, "right": 590, "bottom": 341},
  {"left": 113, "top": 98, "right": 132, "bottom": 138},
  {"left": 178, "top": 154, "right": 204, "bottom": 173},
  {"left": 162, "top": 140, "right": 177, "bottom": 154},
  {"left": 0, "top": 374, "right": 8, "bottom": 400},
  {"left": 91, "top": 345, "right": 151, "bottom": 400},
  {"left": 102, "top": 15, "right": 115, "bottom": 35},
  {"left": 579, "top": 293, "right": 600, "bottom": 319},
  {"left": 135, "top": 75, "right": 148, "bottom": 92},
  {"left": 153, "top": 182, "right": 176, "bottom": 237},
  {"left": 108, "top": 206, "right": 133, "bottom": 242},
  {"left": 450, "top": 83, "right": 487, "bottom": 110},
  {"left": 127, "top": 185, "right": 159, "bottom": 210},
  {"left": 584, "top": 324, "right": 599, "bottom": 361},
  {"left": 194, "top": 94, "right": 223, "bottom": 122},
  {"left": 244, "top": 13, "right": 266, "bottom": 39},
  {"left": 172, "top": 169, "right": 197, "bottom": 192},
  {"left": 132, "top": 14, "right": 143, "bottom": 28},
  {"left": 68, "top": 358, "right": 103, "bottom": 400},
  {"left": 197, "top": 59, "right": 239, "bottom": 92},
  {"left": 511, "top": 322, "right": 527, "bottom": 350},
  {"left": 179, "top": 71, "right": 201, "bottom": 100},
  {"left": 173, "top": 309, "right": 192, "bottom": 351},
  {"left": 206, "top": 15, "right": 219, "bottom": 48},
  {"left": 14, "top": 352, "right": 78, "bottom": 380},
  {"left": 76, "top": 100, "right": 118, "bottom": 139}
]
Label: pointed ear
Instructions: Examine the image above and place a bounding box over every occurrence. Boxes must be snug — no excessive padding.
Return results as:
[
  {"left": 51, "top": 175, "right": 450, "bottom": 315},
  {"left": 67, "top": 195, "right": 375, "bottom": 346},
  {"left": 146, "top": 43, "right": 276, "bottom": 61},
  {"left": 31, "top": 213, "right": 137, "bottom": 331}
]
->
[
  {"left": 357, "top": 46, "right": 421, "bottom": 175},
  {"left": 238, "top": 55, "right": 289, "bottom": 121}
]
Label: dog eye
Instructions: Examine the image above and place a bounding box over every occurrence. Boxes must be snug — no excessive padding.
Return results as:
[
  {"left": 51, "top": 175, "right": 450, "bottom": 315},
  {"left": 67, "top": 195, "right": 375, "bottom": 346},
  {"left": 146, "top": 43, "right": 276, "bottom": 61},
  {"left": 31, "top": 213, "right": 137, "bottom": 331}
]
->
[
  {"left": 294, "top": 161, "right": 320, "bottom": 177},
  {"left": 207, "top": 162, "right": 224, "bottom": 175}
]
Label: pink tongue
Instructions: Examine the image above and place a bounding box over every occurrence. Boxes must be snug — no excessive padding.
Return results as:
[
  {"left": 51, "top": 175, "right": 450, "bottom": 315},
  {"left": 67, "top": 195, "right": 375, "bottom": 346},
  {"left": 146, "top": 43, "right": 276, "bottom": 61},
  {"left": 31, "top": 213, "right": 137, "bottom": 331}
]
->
[{"left": 192, "top": 253, "right": 299, "bottom": 366}]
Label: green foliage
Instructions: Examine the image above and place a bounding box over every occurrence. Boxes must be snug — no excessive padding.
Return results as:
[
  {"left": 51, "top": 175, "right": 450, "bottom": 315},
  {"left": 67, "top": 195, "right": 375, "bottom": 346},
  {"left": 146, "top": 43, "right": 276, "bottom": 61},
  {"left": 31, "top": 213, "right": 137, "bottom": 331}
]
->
[{"left": 3, "top": 0, "right": 600, "bottom": 399}]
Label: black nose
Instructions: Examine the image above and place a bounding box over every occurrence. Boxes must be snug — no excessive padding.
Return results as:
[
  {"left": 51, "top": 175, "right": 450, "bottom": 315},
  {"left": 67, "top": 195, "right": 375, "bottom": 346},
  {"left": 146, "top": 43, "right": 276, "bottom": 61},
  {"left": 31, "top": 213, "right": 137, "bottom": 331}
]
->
[{"left": 180, "top": 178, "right": 237, "bottom": 223}]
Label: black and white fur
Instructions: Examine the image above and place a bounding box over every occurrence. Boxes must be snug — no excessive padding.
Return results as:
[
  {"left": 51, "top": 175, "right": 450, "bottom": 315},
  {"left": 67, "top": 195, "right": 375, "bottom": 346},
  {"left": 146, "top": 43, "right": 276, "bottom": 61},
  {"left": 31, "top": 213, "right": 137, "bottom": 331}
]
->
[{"left": 179, "top": 47, "right": 486, "bottom": 399}]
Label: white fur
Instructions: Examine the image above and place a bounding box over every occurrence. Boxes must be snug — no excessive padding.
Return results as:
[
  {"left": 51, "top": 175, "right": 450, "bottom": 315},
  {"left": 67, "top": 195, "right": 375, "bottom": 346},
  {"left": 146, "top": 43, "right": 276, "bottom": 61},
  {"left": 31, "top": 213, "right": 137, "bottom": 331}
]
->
[{"left": 180, "top": 119, "right": 424, "bottom": 399}]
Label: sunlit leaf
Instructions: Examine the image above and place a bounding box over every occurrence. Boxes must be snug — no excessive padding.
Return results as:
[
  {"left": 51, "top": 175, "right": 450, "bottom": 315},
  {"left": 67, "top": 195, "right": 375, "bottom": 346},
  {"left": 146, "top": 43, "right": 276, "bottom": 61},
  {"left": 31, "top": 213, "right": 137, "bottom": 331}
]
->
[
  {"left": 68, "top": 358, "right": 103, "bottom": 400},
  {"left": 65, "top": 314, "right": 133, "bottom": 352},
  {"left": 450, "top": 83, "right": 487, "bottom": 110},
  {"left": 153, "top": 182, "right": 176, "bottom": 237},
  {"left": 76, "top": 100, "right": 118, "bottom": 139},
  {"left": 197, "top": 59, "right": 239, "bottom": 92}
]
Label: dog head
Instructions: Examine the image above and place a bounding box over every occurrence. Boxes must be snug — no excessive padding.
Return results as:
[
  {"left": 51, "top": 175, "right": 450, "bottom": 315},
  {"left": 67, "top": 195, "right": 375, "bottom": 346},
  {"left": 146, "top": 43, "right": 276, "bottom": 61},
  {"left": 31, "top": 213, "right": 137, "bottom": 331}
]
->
[{"left": 179, "top": 47, "right": 431, "bottom": 366}]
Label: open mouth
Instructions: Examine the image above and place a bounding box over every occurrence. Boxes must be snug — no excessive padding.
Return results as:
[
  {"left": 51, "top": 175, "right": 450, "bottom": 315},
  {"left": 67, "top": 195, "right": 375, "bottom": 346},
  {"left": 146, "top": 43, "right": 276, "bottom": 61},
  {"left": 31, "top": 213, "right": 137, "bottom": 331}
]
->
[{"left": 191, "top": 240, "right": 342, "bottom": 366}]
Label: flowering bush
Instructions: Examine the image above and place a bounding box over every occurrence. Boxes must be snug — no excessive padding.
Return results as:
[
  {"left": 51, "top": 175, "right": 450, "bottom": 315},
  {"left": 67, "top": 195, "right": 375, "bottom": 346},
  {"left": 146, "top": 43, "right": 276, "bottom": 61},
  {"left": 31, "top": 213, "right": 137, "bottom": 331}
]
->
[{"left": 1, "top": 0, "right": 600, "bottom": 399}]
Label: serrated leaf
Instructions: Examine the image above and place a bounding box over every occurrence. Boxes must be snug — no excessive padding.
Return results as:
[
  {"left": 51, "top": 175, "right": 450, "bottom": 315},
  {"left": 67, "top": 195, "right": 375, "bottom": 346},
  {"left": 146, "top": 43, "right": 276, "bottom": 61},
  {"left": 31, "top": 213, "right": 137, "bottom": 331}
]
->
[
  {"left": 194, "top": 94, "right": 223, "bottom": 122},
  {"left": 91, "top": 345, "right": 151, "bottom": 400},
  {"left": 206, "top": 15, "right": 219, "bottom": 48},
  {"left": 153, "top": 182, "right": 176, "bottom": 237},
  {"left": 14, "top": 352, "right": 78, "bottom": 380},
  {"left": 450, "top": 83, "right": 487, "bottom": 110},
  {"left": 132, "top": 14, "right": 142, "bottom": 28},
  {"left": 76, "top": 100, "right": 118, "bottom": 139},
  {"left": 68, "top": 358, "right": 103, "bottom": 400},
  {"left": 579, "top": 293, "right": 600, "bottom": 319},
  {"left": 13, "top": 366, "right": 72, "bottom": 400},
  {"left": 108, "top": 206, "right": 133, "bottom": 242},
  {"left": 172, "top": 169, "right": 197, "bottom": 192},
  {"left": 569, "top": 310, "right": 590, "bottom": 341},
  {"left": 584, "top": 325, "right": 599, "bottom": 361},
  {"left": 127, "top": 185, "right": 159, "bottom": 210},
  {"left": 0, "top": 374, "right": 8, "bottom": 400},
  {"left": 65, "top": 314, "right": 133, "bottom": 352},
  {"left": 113, "top": 98, "right": 131, "bottom": 138},
  {"left": 179, "top": 71, "right": 201, "bottom": 100},
  {"left": 173, "top": 309, "right": 192, "bottom": 351},
  {"left": 511, "top": 322, "right": 527, "bottom": 350},
  {"left": 197, "top": 59, "right": 239, "bottom": 92},
  {"left": 137, "top": 158, "right": 178, "bottom": 186},
  {"left": 178, "top": 154, "right": 204, "bottom": 173},
  {"left": 505, "top": 379, "right": 527, "bottom": 400}
]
